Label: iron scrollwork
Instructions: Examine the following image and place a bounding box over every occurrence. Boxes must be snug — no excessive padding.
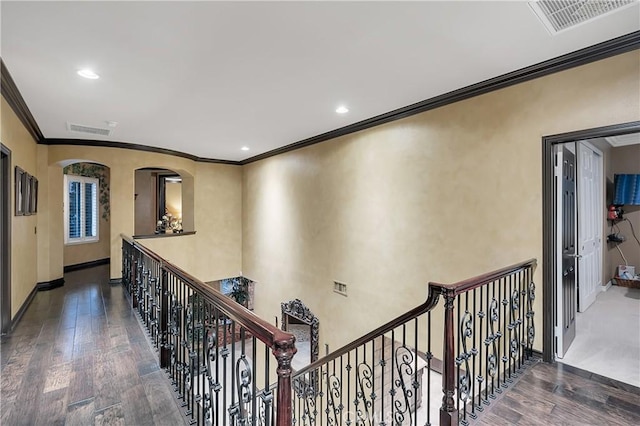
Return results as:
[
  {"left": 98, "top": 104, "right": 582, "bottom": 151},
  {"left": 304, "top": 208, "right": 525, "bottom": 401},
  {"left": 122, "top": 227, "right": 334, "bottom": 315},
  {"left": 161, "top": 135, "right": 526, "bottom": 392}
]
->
[
  {"left": 456, "top": 311, "right": 476, "bottom": 402},
  {"left": 508, "top": 290, "right": 521, "bottom": 359},
  {"left": 484, "top": 298, "right": 500, "bottom": 378},
  {"left": 393, "top": 345, "right": 415, "bottom": 425},
  {"left": 324, "top": 372, "right": 342, "bottom": 426},
  {"left": 293, "top": 376, "right": 318, "bottom": 426},
  {"left": 526, "top": 282, "right": 535, "bottom": 351},
  {"left": 229, "top": 355, "right": 253, "bottom": 425},
  {"left": 355, "top": 362, "right": 374, "bottom": 426}
]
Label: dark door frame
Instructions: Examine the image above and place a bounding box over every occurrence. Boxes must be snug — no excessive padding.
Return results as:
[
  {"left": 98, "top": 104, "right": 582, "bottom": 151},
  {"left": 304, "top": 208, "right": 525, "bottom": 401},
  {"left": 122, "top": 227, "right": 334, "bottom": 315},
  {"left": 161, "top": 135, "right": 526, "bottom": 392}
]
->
[
  {"left": 542, "top": 120, "right": 640, "bottom": 362},
  {"left": 1, "top": 143, "right": 11, "bottom": 335}
]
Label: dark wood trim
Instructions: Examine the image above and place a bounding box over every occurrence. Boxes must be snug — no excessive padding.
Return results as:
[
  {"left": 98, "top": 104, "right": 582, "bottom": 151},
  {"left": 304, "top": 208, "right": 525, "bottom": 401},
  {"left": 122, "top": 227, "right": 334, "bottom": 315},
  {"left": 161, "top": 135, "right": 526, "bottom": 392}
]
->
[
  {"left": 133, "top": 230, "right": 196, "bottom": 239},
  {"left": 531, "top": 348, "right": 544, "bottom": 359},
  {"left": 63, "top": 257, "right": 110, "bottom": 273},
  {"left": 122, "top": 234, "right": 295, "bottom": 349},
  {"left": 241, "top": 31, "right": 640, "bottom": 165},
  {"left": 36, "top": 277, "right": 64, "bottom": 291},
  {"left": 0, "top": 144, "right": 11, "bottom": 335},
  {"left": 5, "top": 32, "right": 640, "bottom": 167},
  {"left": 0, "top": 59, "right": 44, "bottom": 142},
  {"left": 292, "top": 287, "right": 441, "bottom": 377},
  {"left": 430, "top": 258, "right": 537, "bottom": 296},
  {"left": 41, "top": 138, "right": 240, "bottom": 165},
  {"left": 541, "top": 120, "right": 640, "bottom": 363},
  {"left": 9, "top": 285, "right": 37, "bottom": 333}
]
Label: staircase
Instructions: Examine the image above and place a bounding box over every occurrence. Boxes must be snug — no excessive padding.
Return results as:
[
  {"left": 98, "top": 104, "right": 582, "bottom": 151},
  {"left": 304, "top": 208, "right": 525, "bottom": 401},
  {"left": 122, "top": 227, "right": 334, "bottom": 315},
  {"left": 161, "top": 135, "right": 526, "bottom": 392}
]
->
[{"left": 121, "top": 236, "right": 536, "bottom": 425}]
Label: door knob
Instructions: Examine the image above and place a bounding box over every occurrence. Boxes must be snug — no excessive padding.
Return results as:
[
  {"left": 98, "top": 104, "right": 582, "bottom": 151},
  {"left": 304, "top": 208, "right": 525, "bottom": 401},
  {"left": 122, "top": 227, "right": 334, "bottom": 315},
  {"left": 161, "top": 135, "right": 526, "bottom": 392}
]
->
[{"left": 566, "top": 254, "right": 582, "bottom": 259}]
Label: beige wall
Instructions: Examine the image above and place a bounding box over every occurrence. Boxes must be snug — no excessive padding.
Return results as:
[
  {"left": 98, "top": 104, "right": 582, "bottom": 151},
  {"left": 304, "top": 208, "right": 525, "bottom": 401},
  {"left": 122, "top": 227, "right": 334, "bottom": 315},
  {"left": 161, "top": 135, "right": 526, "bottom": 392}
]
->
[
  {"left": 608, "top": 144, "right": 640, "bottom": 278},
  {"left": 242, "top": 51, "right": 640, "bottom": 354},
  {"left": 137, "top": 163, "right": 242, "bottom": 281},
  {"left": 1, "top": 97, "right": 39, "bottom": 318},
  {"left": 134, "top": 169, "right": 157, "bottom": 235},
  {"left": 45, "top": 145, "right": 242, "bottom": 282},
  {"left": 63, "top": 164, "right": 111, "bottom": 267}
]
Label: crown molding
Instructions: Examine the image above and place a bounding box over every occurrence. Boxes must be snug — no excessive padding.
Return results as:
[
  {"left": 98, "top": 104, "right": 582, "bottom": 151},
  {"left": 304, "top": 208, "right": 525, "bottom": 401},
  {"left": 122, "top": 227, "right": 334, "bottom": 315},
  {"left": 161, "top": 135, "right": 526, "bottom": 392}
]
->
[
  {"left": 3, "top": 31, "right": 639, "bottom": 165},
  {"left": 41, "top": 138, "right": 241, "bottom": 165},
  {"left": 0, "top": 59, "right": 44, "bottom": 142},
  {"left": 240, "top": 30, "right": 640, "bottom": 164}
]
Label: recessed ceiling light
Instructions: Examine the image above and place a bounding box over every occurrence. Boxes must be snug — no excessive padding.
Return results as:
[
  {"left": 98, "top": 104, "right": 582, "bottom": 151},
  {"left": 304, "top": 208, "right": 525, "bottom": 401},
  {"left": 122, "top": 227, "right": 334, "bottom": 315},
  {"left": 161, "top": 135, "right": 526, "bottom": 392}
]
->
[
  {"left": 336, "top": 105, "right": 349, "bottom": 114},
  {"left": 77, "top": 69, "right": 100, "bottom": 79},
  {"left": 241, "top": 146, "right": 250, "bottom": 151}
]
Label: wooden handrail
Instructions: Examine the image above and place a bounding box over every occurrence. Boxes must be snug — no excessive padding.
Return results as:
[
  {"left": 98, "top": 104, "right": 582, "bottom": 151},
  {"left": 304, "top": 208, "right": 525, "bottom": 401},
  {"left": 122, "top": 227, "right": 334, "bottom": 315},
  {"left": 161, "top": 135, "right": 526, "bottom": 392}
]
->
[
  {"left": 431, "top": 258, "right": 538, "bottom": 426},
  {"left": 122, "top": 234, "right": 296, "bottom": 425},
  {"left": 292, "top": 286, "right": 441, "bottom": 378},
  {"left": 292, "top": 258, "right": 537, "bottom": 379},
  {"left": 428, "top": 258, "right": 537, "bottom": 296},
  {"left": 122, "top": 234, "right": 294, "bottom": 348}
]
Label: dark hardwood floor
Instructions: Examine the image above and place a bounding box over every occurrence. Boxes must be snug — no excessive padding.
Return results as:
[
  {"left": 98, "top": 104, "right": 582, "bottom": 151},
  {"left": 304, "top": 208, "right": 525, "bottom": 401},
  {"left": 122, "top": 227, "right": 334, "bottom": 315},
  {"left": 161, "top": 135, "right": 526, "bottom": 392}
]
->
[
  {"left": 2, "top": 264, "right": 639, "bottom": 425},
  {"left": 1, "top": 265, "right": 185, "bottom": 425},
  {"left": 476, "top": 361, "right": 640, "bottom": 425}
]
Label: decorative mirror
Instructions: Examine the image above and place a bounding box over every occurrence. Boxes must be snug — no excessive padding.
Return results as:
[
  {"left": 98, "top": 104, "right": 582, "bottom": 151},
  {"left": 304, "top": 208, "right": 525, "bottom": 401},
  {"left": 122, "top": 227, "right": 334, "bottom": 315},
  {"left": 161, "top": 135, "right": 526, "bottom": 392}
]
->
[{"left": 281, "top": 299, "right": 319, "bottom": 370}]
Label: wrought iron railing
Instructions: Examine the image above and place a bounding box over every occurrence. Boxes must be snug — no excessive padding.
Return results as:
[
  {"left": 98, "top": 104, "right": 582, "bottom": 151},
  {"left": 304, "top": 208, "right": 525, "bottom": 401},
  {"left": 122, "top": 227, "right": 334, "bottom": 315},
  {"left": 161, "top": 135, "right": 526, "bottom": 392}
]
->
[
  {"left": 122, "top": 235, "right": 536, "bottom": 426},
  {"left": 288, "top": 259, "right": 537, "bottom": 426},
  {"left": 432, "top": 259, "right": 537, "bottom": 426},
  {"left": 122, "top": 236, "right": 296, "bottom": 426}
]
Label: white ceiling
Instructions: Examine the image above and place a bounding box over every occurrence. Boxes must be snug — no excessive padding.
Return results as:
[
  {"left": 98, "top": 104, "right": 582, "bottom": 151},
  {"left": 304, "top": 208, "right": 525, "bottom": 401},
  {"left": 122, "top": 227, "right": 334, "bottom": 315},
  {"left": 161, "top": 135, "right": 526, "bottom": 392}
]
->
[{"left": 2, "top": 1, "right": 639, "bottom": 162}]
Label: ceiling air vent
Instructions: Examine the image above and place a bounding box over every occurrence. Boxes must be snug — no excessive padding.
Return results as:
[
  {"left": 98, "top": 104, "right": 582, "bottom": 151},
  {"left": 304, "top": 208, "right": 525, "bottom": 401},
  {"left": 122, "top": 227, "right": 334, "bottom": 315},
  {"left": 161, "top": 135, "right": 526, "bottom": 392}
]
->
[
  {"left": 528, "top": 0, "right": 637, "bottom": 34},
  {"left": 66, "top": 122, "right": 113, "bottom": 137}
]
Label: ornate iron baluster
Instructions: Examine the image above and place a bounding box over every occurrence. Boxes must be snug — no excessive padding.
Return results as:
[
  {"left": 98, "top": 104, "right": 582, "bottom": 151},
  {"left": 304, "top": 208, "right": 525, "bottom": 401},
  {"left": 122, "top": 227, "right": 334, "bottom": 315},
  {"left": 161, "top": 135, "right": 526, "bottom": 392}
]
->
[
  {"left": 526, "top": 281, "right": 535, "bottom": 356},
  {"left": 293, "top": 376, "right": 317, "bottom": 426},
  {"left": 324, "top": 372, "right": 342, "bottom": 426},
  {"left": 392, "top": 345, "right": 414, "bottom": 425},
  {"left": 485, "top": 299, "right": 500, "bottom": 380},
  {"left": 259, "top": 389, "right": 273, "bottom": 426},
  {"left": 509, "top": 290, "right": 521, "bottom": 364},
  {"left": 456, "top": 311, "right": 474, "bottom": 403},
  {"left": 355, "top": 362, "right": 373, "bottom": 426},
  {"left": 230, "top": 355, "right": 253, "bottom": 426}
]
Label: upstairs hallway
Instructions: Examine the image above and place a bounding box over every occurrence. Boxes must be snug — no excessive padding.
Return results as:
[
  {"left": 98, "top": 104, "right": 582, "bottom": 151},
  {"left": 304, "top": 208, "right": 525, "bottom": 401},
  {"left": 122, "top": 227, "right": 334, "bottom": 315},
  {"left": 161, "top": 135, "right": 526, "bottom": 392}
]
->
[{"left": 1, "top": 265, "right": 640, "bottom": 425}]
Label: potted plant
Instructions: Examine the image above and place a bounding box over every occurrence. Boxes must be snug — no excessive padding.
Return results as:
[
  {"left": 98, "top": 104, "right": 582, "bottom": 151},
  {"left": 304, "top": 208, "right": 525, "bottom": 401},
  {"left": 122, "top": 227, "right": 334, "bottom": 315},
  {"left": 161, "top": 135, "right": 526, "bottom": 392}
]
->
[{"left": 228, "top": 277, "right": 250, "bottom": 307}]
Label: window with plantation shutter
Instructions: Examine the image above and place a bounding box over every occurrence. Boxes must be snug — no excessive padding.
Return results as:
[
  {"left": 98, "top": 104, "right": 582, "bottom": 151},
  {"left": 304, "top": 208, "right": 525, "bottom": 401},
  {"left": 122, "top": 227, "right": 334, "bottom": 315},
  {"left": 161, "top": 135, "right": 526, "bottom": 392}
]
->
[{"left": 64, "top": 175, "right": 99, "bottom": 244}]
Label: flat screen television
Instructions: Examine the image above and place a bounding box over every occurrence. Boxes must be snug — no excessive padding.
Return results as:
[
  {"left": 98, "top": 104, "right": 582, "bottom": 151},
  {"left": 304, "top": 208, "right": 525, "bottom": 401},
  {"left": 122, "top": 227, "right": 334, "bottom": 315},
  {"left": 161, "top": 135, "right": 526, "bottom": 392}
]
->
[{"left": 613, "top": 174, "right": 640, "bottom": 205}]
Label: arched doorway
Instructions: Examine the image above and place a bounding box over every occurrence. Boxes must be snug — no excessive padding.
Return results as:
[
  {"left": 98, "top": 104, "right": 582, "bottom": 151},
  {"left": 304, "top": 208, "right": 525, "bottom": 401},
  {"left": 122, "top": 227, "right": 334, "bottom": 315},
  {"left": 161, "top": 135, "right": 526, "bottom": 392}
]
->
[{"left": 62, "top": 161, "right": 111, "bottom": 270}]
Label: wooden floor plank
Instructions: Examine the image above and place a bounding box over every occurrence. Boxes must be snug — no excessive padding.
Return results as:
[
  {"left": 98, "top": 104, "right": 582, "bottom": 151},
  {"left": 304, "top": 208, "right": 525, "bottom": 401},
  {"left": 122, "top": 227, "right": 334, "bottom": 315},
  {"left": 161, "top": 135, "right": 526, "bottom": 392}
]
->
[
  {"left": 67, "top": 353, "right": 95, "bottom": 405},
  {"left": 120, "top": 383, "right": 156, "bottom": 426},
  {"left": 34, "top": 387, "right": 68, "bottom": 426},
  {"left": 65, "top": 398, "right": 96, "bottom": 426},
  {"left": 477, "top": 361, "right": 640, "bottom": 426},
  {"left": 4, "top": 264, "right": 638, "bottom": 426},
  {"left": 0, "top": 265, "right": 185, "bottom": 425},
  {"left": 94, "top": 403, "right": 126, "bottom": 426}
]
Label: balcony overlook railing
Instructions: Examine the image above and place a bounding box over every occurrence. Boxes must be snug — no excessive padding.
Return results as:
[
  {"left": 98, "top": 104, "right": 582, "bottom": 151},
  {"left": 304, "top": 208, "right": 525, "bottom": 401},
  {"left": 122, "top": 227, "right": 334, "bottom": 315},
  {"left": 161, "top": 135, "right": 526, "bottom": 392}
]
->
[
  {"left": 121, "top": 236, "right": 536, "bottom": 426},
  {"left": 122, "top": 236, "right": 296, "bottom": 426}
]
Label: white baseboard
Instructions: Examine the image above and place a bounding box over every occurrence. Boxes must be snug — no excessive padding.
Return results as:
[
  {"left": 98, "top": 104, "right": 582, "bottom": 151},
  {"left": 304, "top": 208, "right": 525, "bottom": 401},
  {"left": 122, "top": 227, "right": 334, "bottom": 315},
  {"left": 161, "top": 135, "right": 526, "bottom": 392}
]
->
[{"left": 601, "top": 280, "right": 613, "bottom": 292}]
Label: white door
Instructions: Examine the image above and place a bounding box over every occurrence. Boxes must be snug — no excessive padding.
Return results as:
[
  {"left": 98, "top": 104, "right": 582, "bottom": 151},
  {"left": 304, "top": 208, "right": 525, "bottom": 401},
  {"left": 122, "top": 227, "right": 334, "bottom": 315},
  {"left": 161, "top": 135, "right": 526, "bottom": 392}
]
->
[{"left": 577, "top": 141, "right": 603, "bottom": 312}]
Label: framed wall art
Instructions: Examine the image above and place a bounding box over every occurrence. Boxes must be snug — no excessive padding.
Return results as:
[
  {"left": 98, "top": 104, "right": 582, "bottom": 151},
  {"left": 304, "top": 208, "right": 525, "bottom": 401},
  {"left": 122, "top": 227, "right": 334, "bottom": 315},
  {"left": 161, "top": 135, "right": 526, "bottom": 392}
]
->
[{"left": 15, "top": 166, "right": 25, "bottom": 216}]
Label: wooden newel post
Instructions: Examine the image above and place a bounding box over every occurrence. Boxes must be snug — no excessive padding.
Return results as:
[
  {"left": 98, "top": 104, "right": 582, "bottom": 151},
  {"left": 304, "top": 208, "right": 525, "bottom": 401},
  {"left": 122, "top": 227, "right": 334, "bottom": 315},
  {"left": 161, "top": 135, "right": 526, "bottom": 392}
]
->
[
  {"left": 273, "top": 335, "right": 296, "bottom": 426},
  {"left": 440, "top": 288, "right": 459, "bottom": 426},
  {"left": 159, "top": 267, "right": 170, "bottom": 368}
]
